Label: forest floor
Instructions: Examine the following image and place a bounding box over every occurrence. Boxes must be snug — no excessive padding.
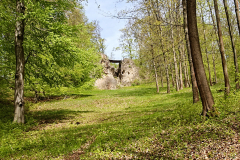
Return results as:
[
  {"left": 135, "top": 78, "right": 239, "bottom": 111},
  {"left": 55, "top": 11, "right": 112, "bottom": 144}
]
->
[{"left": 1, "top": 83, "right": 240, "bottom": 159}]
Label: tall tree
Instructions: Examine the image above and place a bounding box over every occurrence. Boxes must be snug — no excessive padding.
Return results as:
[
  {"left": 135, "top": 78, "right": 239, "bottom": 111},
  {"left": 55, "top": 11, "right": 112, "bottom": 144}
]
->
[
  {"left": 201, "top": 7, "right": 212, "bottom": 86},
  {"left": 13, "top": 0, "right": 25, "bottom": 123},
  {"left": 151, "top": 45, "right": 160, "bottom": 93},
  {"left": 211, "top": 39, "right": 218, "bottom": 84},
  {"left": 187, "top": 0, "right": 215, "bottom": 117},
  {"left": 223, "top": 0, "right": 239, "bottom": 90},
  {"left": 213, "top": 0, "right": 230, "bottom": 95},
  {"left": 234, "top": 0, "right": 240, "bottom": 36},
  {"left": 183, "top": 0, "right": 199, "bottom": 103},
  {"left": 169, "top": 0, "right": 179, "bottom": 92}
]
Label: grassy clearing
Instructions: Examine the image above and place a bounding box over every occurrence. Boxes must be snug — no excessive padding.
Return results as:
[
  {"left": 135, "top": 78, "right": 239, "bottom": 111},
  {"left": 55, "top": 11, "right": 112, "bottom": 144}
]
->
[{"left": 0, "top": 83, "right": 240, "bottom": 159}]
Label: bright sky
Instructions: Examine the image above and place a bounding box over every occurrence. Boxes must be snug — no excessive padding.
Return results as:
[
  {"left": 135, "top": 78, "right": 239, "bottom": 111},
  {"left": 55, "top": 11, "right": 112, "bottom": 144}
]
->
[{"left": 84, "top": 0, "right": 129, "bottom": 60}]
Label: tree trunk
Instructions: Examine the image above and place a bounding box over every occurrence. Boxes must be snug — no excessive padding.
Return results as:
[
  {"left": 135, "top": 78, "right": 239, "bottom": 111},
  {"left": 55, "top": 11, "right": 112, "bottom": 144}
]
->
[
  {"left": 160, "top": 64, "right": 164, "bottom": 88},
  {"left": 187, "top": 0, "right": 215, "bottom": 117},
  {"left": 207, "top": 0, "right": 219, "bottom": 85},
  {"left": 176, "top": 3, "right": 183, "bottom": 90},
  {"left": 158, "top": 26, "right": 170, "bottom": 93},
  {"left": 151, "top": 45, "right": 159, "bottom": 93},
  {"left": 171, "top": 28, "right": 179, "bottom": 91},
  {"left": 186, "top": 61, "right": 191, "bottom": 87},
  {"left": 211, "top": 40, "right": 217, "bottom": 84},
  {"left": 165, "top": 57, "right": 170, "bottom": 94},
  {"left": 201, "top": 10, "right": 213, "bottom": 86},
  {"left": 223, "top": 0, "right": 239, "bottom": 90},
  {"left": 183, "top": 0, "right": 199, "bottom": 103},
  {"left": 14, "top": 0, "right": 25, "bottom": 124},
  {"left": 213, "top": 0, "right": 230, "bottom": 95},
  {"left": 178, "top": 45, "right": 184, "bottom": 90},
  {"left": 183, "top": 44, "right": 188, "bottom": 88},
  {"left": 234, "top": 0, "right": 240, "bottom": 36},
  {"left": 170, "top": 64, "right": 175, "bottom": 87},
  {"left": 207, "top": 0, "right": 220, "bottom": 50}
]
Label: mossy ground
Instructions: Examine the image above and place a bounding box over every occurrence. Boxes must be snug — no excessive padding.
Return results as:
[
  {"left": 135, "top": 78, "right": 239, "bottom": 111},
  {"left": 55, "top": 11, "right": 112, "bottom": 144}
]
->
[{"left": 0, "top": 83, "right": 240, "bottom": 159}]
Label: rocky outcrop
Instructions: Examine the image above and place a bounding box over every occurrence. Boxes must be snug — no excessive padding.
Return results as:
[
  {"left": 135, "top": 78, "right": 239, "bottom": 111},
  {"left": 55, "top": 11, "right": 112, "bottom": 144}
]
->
[
  {"left": 94, "top": 53, "right": 118, "bottom": 90},
  {"left": 95, "top": 54, "right": 139, "bottom": 90},
  {"left": 120, "top": 58, "right": 139, "bottom": 86}
]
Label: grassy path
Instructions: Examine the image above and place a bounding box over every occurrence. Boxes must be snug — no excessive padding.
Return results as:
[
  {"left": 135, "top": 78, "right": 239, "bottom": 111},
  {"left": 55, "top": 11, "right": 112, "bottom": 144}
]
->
[{"left": 0, "top": 84, "right": 240, "bottom": 159}]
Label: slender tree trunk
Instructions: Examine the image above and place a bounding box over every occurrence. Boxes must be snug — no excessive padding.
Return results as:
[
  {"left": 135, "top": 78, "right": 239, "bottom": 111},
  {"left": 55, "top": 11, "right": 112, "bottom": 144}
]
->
[
  {"left": 201, "top": 10, "right": 213, "bottom": 86},
  {"left": 213, "top": 0, "right": 230, "bottom": 95},
  {"left": 176, "top": 2, "right": 183, "bottom": 90},
  {"left": 183, "top": 44, "right": 188, "bottom": 88},
  {"left": 158, "top": 26, "right": 170, "bottom": 93},
  {"left": 14, "top": 0, "right": 25, "bottom": 124},
  {"left": 183, "top": 0, "right": 199, "bottom": 103},
  {"left": 170, "top": 64, "right": 175, "bottom": 87},
  {"left": 187, "top": 0, "right": 215, "bottom": 117},
  {"left": 151, "top": 45, "right": 159, "bottom": 93},
  {"left": 211, "top": 40, "right": 217, "bottom": 84},
  {"left": 165, "top": 57, "right": 170, "bottom": 94},
  {"left": 186, "top": 56, "right": 191, "bottom": 87},
  {"left": 234, "top": 0, "right": 240, "bottom": 36},
  {"left": 223, "top": 0, "right": 239, "bottom": 90},
  {"left": 206, "top": 47, "right": 212, "bottom": 86},
  {"left": 178, "top": 45, "right": 184, "bottom": 90},
  {"left": 171, "top": 29, "right": 179, "bottom": 91},
  {"left": 206, "top": 46, "right": 212, "bottom": 86},
  {"left": 168, "top": 0, "right": 179, "bottom": 91},
  {"left": 160, "top": 64, "right": 164, "bottom": 88},
  {"left": 207, "top": 0, "right": 219, "bottom": 85},
  {"left": 207, "top": 0, "right": 220, "bottom": 50}
]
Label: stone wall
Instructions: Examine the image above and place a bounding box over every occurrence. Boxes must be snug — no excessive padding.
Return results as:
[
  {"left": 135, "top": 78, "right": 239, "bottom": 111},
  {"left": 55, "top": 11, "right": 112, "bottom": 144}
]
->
[{"left": 94, "top": 54, "right": 139, "bottom": 90}]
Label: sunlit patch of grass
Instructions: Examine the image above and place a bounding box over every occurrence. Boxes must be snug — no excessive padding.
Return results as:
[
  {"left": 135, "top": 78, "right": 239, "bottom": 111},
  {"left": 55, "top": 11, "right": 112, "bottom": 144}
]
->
[{"left": 0, "top": 83, "right": 240, "bottom": 159}]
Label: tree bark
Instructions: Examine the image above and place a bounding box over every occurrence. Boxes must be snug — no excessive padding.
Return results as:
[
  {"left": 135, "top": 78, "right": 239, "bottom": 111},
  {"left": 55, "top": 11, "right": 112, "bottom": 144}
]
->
[
  {"left": 160, "top": 64, "right": 164, "bottom": 88},
  {"left": 234, "top": 0, "right": 240, "bottom": 36},
  {"left": 151, "top": 45, "right": 159, "bottom": 93},
  {"left": 14, "top": 0, "right": 25, "bottom": 124},
  {"left": 159, "top": 26, "right": 170, "bottom": 93},
  {"left": 207, "top": 0, "right": 220, "bottom": 50},
  {"left": 223, "top": 0, "right": 239, "bottom": 90},
  {"left": 187, "top": 0, "right": 215, "bottom": 117},
  {"left": 183, "top": 0, "right": 199, "bottom": 103},
  {"left": 178, "top": 45, "right": 184, "bottom": 90},
  {"left": 171, "top": 27, "right": 179, "bottom": 91},
  {"left": 170, "top": 64, "right": 175, "bottom": 87},
  {"left": 211, "top": 40, "right": 217, "bottom": 84},
  {"left": 213, "top": 0, "right": 230, "bottom": 95},
  {"left": 165, "top": 57, "right": 170, "bottom": 94},
  {"left": 201, "top": 10, "right": 213, "bottom": 86},
  {"left": 183, "top": 44, "right": 188, "bottom": 88}
]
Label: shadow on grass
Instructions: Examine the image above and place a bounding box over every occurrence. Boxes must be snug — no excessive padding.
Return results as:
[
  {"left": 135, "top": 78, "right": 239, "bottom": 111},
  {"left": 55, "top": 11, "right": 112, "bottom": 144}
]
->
[
  {"left": 25, "top": 94, "right": 93, "bottom": 103},
  {"left": 0, "top": 102, "right": 237, "bottom": 159},
  {"left": 29, "top": 109, "right": 94, "bottom": 124},
  {"left": 0, "top": 99, "right": 14, "bottom": 123}
]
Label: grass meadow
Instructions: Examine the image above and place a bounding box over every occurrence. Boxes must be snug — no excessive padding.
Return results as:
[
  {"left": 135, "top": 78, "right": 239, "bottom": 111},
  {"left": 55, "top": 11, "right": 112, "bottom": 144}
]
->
[{"left": 0, "top": 83, "right": 240, "bottom": 159}]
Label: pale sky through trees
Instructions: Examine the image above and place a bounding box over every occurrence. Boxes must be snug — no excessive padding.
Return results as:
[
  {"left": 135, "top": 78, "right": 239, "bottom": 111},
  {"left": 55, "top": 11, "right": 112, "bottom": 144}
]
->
[{"left": 84, "top": 0, "right": 130, "bottom": 60}]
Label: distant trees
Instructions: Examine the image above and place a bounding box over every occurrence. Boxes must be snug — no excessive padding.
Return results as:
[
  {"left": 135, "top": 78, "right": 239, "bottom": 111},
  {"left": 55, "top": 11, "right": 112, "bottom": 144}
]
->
[
  {"left": 116, "top": 0, "right": 240, "bottom": 117},
  {"left": 0, "top": 0, "right": 104, "bottom": 123}
]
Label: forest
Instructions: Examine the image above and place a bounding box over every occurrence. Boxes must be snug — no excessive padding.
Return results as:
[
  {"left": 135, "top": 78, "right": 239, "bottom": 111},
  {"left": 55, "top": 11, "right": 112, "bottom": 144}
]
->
[{"left": 0, "top": 0, "right": 240, "bottom": 159}]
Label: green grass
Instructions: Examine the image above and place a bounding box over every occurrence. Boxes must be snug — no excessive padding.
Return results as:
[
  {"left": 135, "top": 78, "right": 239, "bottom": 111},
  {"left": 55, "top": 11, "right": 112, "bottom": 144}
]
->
[{"left": 0, "top": 83, "right": 240, "bottom": 159}]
